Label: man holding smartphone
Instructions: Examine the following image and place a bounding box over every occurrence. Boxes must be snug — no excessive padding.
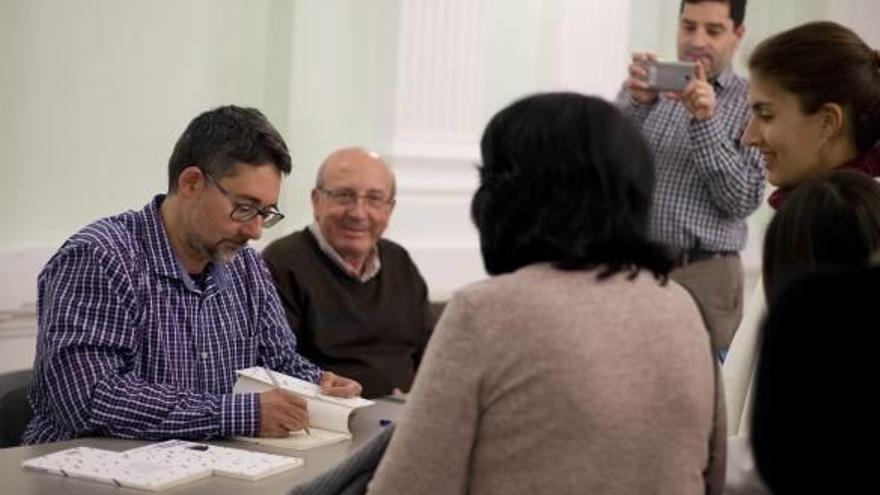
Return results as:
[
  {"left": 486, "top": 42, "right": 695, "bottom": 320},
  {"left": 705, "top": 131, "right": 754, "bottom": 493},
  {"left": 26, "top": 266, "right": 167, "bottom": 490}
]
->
[{"left": 617, "top": 0, "right": 764, "bottom": 353}]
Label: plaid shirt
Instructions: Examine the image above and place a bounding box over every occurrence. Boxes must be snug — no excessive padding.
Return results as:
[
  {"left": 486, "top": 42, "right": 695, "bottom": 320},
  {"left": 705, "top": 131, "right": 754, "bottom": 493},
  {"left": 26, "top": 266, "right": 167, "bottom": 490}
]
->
[
  {"left": 619, "top": 69, "right": 765, "bottom": 252},
  {"left": 24, "top": 196, "right": 323, "bottom": 444}
]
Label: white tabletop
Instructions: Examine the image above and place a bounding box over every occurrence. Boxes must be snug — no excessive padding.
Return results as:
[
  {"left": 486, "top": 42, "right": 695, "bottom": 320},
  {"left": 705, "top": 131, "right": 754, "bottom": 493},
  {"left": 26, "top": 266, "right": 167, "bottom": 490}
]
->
[{"left": 0, "top": 398, "right": 404, "bottom": 495}]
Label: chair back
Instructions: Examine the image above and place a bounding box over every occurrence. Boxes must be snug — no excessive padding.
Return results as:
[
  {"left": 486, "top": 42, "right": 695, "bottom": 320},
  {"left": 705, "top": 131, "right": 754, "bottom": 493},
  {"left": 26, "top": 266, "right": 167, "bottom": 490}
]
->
[{"left": 0, "top": 369, "right": 33, "bottom": 448}]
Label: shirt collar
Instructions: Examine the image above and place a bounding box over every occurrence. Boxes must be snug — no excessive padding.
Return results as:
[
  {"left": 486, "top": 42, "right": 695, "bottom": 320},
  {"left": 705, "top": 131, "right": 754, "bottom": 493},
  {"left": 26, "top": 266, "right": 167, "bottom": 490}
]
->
[
  {"left": 308, "top": 222, "right": 381, "bottom": 282},
  {"left": 713, "top": 67, "right": 735, "bottom": 92},
  {"left": 143, "top": 194, "right": 230, "bottom": 292}
]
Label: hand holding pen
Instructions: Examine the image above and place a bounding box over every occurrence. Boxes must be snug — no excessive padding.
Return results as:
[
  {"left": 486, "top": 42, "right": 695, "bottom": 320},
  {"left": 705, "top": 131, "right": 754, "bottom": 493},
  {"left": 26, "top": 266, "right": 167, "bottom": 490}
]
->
[{"left": 257, "top": 368, "right": 311, "bottom": 437}]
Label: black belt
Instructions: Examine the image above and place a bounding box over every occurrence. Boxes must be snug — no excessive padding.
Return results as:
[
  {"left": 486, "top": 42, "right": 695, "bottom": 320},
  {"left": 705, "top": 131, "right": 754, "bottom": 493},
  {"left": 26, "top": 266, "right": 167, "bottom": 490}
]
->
[{"left": 674, "top": 249, "right": 737, "bottom": 267}]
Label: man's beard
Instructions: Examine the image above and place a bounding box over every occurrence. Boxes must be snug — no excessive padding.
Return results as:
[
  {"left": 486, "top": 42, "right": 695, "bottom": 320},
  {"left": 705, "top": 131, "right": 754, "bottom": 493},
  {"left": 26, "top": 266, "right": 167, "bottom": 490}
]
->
[{"left": 189, "top": 234, "right": 249, "bottom": 265}]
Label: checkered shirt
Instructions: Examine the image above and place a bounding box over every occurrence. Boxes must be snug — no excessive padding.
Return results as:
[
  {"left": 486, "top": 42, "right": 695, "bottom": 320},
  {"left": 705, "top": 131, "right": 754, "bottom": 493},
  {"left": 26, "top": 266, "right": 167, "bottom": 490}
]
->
[
  {"left": 618, "top": 69, "right": 765, "bottom": 251},
  {"left": 23, "top": 196, "right": 323, "bottom": 444}
]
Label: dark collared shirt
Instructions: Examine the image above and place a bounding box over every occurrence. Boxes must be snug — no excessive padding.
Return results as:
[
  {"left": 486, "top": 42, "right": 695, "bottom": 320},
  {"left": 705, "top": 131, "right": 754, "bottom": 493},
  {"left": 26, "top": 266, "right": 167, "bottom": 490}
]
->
[{"left": 24, "top": 196, "right": 322, "bottom": 444}]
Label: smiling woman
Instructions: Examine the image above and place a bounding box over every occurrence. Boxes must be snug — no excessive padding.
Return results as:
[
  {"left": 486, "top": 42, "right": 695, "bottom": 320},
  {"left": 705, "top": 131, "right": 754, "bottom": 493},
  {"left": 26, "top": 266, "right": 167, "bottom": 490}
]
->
[
  {"left": 723, "top": 20, "right": 880, "bottom": 494},
  {"left": 742, "top": 21, "right": 880, "bottom": 206}
]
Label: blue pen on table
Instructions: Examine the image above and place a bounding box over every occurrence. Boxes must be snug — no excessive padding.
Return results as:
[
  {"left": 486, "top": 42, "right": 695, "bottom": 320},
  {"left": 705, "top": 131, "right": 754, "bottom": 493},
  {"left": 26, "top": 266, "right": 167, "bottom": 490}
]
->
[{"left": 265, "top": 367, "right": 310, "bottom": 436}]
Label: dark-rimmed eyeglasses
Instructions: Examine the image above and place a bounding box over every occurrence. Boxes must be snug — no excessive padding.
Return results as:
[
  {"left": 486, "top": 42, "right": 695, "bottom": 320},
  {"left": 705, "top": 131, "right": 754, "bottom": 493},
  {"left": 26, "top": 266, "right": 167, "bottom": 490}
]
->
[
  {"left": 317, "top": 187, "right": 394, "bottom": 210},
  {"left": 205, "top": 174, "right": 285, "bottom": 228}
]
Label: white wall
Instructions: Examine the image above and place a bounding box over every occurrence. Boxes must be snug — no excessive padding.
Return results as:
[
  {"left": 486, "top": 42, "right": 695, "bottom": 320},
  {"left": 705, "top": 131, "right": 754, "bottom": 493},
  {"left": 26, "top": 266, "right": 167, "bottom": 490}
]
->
[
  {"left": 0, "top": 0, "right": 295, "bottom": 372},
  {"left": 0, "top": 0, "right": 296, "bottom": 248}
]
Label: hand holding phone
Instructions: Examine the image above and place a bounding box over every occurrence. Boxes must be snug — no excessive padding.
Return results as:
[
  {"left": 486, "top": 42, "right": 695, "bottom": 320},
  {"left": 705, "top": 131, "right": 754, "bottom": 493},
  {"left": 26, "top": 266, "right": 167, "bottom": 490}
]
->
[
  {"left": 643, "top": 60, "right": 697, "bottom": 92},
  {"left": 626, "top": 52, "right": 660, "bottom": 105},
  {"left": 678, "top": 62, "right": 717, "bottom": 120}
]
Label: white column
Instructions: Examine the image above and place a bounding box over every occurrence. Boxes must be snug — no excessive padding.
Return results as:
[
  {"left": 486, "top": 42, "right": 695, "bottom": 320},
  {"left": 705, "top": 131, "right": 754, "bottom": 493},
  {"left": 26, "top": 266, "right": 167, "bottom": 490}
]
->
[
  {"left": 386, "top": 0, "right": 487, "bottom": 299},
  {"left": 385, "top": 1, "right": 634, "bottom": 298},
  {"left": 543, "top": 0, "right": 632, "bottom": 99},
  {"left": 391, "top": 0, "right": 484, "bottom": 161}
]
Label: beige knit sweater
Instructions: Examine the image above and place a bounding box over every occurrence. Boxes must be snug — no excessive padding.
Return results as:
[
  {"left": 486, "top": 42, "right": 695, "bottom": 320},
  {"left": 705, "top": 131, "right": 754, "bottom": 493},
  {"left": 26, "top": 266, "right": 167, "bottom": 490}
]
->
[{"left": 369, "top": 263, "right": 725, "bottom": 495}]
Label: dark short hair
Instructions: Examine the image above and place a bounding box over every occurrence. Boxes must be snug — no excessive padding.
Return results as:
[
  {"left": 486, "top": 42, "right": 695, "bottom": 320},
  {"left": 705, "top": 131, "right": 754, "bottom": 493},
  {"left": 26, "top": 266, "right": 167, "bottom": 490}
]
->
[
  {"left": 680, "top": 0, "right": 747, "bottom": 28},
  {"left": 749, "top": 21, "right": 880, "bottom": 153},
  {"left": 472, "top": 92, "right": 673, "bottom": 279},
  {"left": 762, "top": 169, "right": 880, "bottom": 301},
  {"left": 167, "top": 105, "right": 291, "bottom": 192}
]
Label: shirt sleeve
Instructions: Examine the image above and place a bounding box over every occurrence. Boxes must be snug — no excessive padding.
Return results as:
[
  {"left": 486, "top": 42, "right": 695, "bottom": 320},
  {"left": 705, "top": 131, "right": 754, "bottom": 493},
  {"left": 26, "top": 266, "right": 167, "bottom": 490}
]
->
[
  {"left": 34, "top": 241, "right": 260, "bottom": 440},
  {"left": 689, "top": 104, "right": 766, "bottom": 219},
  {"left": 369, "top": 292, "right": 482, "bottom": 494},
  {"left": 254, "top": 256, "right": 324, "bottom": 383},
  {"left": 616, "top": 85, "right": 655, "bottom": 128}
]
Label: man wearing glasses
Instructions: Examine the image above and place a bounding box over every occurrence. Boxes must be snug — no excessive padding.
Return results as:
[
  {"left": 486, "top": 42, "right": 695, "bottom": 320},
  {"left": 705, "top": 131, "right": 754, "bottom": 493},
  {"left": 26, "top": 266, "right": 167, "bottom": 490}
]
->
[
  {"left": 24, "top": 106, "right": 361, "bottom": 445},
  {"left": 263, "top": 147, "right": 434, "bottom": 398}
]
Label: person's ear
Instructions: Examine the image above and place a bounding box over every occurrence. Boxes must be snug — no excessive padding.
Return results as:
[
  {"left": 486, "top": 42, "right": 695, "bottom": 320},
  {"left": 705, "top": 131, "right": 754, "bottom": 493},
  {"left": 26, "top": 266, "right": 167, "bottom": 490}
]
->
[
  {"left": 734, "top": 24, "right": 745, "bottom": 41},
  {"left": 311, "top": 188, "right": 321, "bottom": 220},
  {"left": 819, "top": 103, "right": 845, "bottom": 141},
  {"left": 177, "top": 166, "right": 204, "bottom": 198}
]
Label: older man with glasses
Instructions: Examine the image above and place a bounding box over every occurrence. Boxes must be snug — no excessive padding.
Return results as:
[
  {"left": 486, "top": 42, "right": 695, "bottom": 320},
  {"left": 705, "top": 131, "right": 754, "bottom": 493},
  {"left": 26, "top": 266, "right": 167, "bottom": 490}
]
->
[
  {"left": 262, "top": 147, "right": 435, "bottom": 399},
  {"left": 24, "top": 106, "right": 361, "bottom": 445}
]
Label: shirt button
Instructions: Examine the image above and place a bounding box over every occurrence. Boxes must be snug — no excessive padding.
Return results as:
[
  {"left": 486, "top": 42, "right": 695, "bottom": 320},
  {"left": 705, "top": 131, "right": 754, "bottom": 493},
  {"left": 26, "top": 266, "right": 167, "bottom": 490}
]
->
[{"left": 201, "top": 352, "right": 209, "bottom": 360}]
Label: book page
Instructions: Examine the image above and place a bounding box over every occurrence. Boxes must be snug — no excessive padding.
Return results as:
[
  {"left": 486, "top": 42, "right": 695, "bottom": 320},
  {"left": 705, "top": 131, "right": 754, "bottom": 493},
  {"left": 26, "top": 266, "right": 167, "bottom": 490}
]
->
[
  {"left": 22, "top": 447, "right": 119, "bottom": 476},
  {"left": 234, "top": 427, "right": 351, "bottom": 451},
  {"left": 23, "top": 440, "right": 304, "bottom": 490},
  {"left": 125, "top": 440, "right": 304, "bottom": 481},
  {"left": 233, "top": 367, "right": 375, "bottom": 434},
  {"left": 72, "top": 457, "right": 212, "bottom": 491},
  {"left": 22, "top": 446, "right": 213, "bottom": 491},
  {"left": 235, "top": 367, "right": 373, "bottom": 408}
]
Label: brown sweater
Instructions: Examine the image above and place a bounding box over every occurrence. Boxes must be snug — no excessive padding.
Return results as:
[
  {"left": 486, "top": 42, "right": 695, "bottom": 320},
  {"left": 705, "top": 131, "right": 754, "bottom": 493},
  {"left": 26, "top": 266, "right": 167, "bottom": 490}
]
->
[
  {"left": 370, "top": 263, "right": 725, "bottom": 495},
  {"left": 261, "top": 228, "right": 434, "bottom": 398}
]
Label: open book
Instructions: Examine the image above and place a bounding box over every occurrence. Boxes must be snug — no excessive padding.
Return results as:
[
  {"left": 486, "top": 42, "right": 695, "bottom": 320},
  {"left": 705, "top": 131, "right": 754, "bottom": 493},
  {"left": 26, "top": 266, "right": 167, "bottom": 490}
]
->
[
  {"left": 22, "top": 440, "right": 303, "bottom": 491},
  {"left": 232, "top": 367, "right": 374, "bottom": 450}
]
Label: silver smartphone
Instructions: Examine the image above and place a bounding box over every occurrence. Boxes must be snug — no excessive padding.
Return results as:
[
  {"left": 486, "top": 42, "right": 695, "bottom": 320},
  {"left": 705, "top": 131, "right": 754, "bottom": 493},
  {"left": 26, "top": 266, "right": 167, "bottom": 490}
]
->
[{"left": 644, "top": 60, "right": 697, "bottom": 92}]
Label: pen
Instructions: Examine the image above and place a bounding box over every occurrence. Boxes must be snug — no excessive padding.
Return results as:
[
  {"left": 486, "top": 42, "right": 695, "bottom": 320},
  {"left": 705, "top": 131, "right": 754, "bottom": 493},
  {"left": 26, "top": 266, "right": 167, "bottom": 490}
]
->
[{"left": 265, "top": 367, "right": 310, "bottom": 436}]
